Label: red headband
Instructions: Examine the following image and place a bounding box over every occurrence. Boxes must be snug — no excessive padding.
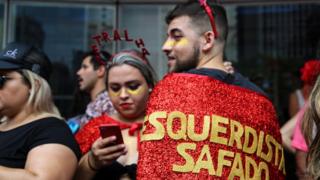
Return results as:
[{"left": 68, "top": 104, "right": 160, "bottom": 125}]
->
[{"left": 199, "top": 0, "right": 218, "bottom": 38}]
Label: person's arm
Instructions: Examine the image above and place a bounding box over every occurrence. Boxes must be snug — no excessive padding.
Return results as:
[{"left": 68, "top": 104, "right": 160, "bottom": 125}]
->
[
  {"left": 74, "top": 136, "right": 127, "bottom": 180},
  {"left": 0, "top": 144, "right": 78, "bottom": 180},
  {"left": 296, "top": 150, "right": 312, "bottom": 180},
  {"left": 280, "top": 115, "right": 298, "bottom": 153},
  {"left": 74, "top": 153, "right": 97, "bottom": 180}
]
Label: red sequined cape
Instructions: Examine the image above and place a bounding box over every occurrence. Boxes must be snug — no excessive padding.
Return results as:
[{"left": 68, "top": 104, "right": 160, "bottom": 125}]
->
[{"left": 137, "top": 73, "right": 285, "bottom": 180}]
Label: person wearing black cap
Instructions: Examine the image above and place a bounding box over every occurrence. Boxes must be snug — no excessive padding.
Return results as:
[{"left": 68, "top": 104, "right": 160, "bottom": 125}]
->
[{"left": 0, "top": 42, "right": 81, "bottom": 179}]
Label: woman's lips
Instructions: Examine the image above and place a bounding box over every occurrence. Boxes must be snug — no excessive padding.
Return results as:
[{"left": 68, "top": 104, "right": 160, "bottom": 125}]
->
[{"left": 120, "top": 103, "right": 132, "bottom": 109}]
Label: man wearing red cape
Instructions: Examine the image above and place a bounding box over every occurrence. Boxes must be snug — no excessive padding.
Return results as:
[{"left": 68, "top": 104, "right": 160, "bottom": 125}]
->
[{"left": 138, "top": 0, "right": 285, "bottom": 179}]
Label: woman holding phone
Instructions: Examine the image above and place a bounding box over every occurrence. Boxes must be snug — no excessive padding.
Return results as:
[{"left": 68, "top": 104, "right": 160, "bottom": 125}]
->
[{"left": 75, "top": 50, "right": 157, "bottom": 180}]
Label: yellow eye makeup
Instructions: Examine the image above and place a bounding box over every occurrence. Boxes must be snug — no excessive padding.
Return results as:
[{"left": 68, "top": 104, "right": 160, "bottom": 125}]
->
[
  {"left": 109, "top": 90, "right": 121, "bottom": 97},
  {"left": 163, "top": 38, "right": 189, "bottom": 48},
  {"left": 163, "top": 39, "right": 176, "bottom": 48},
  {"left": 176, "top": 38, "right": 189, "bottom": 46},
  {"left": 127, "top": 85, "right": 145, "bottom": 95},
  {"left": 109, "top": 85, "right": 146, "bottom": 97}
]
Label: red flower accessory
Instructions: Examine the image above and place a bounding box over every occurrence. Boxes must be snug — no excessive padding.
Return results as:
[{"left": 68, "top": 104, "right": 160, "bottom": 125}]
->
[{"left": 300, "top": 60, "right": 320, "bottom": 86}]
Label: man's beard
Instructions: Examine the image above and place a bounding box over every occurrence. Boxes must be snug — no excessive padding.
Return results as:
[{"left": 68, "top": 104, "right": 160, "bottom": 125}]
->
[{"left": 172, "top": 46, "right": 200, "bottom": 73}]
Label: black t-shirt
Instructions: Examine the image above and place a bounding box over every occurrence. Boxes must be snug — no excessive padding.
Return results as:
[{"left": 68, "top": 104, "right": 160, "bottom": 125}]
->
[
  {"left": 94, "top": 162, "right": 136, "bottom": 180},
  {"left": 187, "top": 68, "right": 267, "bottom": 97},
  {"left": 0, "top": 117, "right": 81, "bottom": 168}
]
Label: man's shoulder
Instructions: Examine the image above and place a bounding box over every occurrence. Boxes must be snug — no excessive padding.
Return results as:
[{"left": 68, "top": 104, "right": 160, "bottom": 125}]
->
[
  {"left": 232, "top": 72, "right": 267, "bottom": 97},
  {"left": 186, "top": 68, "right": 267, "bottom": 97}
]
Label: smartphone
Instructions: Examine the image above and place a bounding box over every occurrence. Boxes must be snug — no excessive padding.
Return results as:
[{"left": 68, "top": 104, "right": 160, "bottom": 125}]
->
[{"left": 99, "top": 124, "right": 124, "bottom": 145}]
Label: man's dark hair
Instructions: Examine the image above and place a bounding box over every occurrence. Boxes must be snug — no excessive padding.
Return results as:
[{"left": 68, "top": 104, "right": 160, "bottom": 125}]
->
[
  {"left": 165, "top": 0, "right": 228, "bottom": 43},
  {"left": 81, "top": 50, "right": 111, "bottom": 70}
]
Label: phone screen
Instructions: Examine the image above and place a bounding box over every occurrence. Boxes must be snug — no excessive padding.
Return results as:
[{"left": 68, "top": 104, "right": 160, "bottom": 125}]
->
[{"left": 99, "top": 124, "right": 124, "bottom": 145}]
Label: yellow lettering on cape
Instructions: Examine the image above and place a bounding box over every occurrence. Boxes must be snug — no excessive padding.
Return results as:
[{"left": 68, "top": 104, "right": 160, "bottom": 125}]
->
[
  {"left": 245, "top": 156, "right": 259, "bottom": 180},
  {"left": 141, "top": 111, "right": 285, "bottom": 178},
  {"left": 269, "top": 136, "right": 282, "bottom": 166},
  {"left": 243, "top": 126, "right": 258, "bottom": 154},
  {"left": 216, "top": 149, "right": 234, "bottom": 176},
  {"left": 193, "top": 145, "right": 215, "bottom": 175},
  {"left": 167, "top": 111, "right": 187, "bottom": 140},
  {"left": 210, "top": 115, "right": 229, "bottom": 145},
  {"left": 262, "top": 134, "right": 273, "bottom": 162},
  {"left": 228, "top": 120, "right": 244, "bottom": 150},
  {"left": 228, "top": 153, "right": 244, "bottom": 180},
  {"left": 172, "top": 143, "right": 196, "bottom": 173},
  {"left": 188, "top": 115, "right": 210, "bottom": 141},
  {"left": 258, "top": 161, "right": 270, "bottom": 180},
  {"left": 278, "top": 147, "right": 286, "bottom": 175},
  {"left": 141, "top": 111, "right": 166, "bottom": 141},
  {"left": 256, "top": 131, "right": 265, "bottom": 158}
]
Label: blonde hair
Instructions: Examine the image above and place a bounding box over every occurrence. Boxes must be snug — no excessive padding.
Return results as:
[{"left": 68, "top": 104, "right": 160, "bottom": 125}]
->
[
  {"left": 302, "top": 75, "right": 320, "bottom": 178},
  {"left": 21, "top": 69, "right": 61, "bottom": 119}
]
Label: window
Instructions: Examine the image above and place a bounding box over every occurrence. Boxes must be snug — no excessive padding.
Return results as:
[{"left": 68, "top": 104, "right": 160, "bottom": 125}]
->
[
  {"left": 0, "top": 0, "right": 4, "bottom": 46},
  {"left": 233, "top": 3, "right": 320, "bottom": 122},
  {"left": 5, "top": 0, "right": 320, "bottom": 124},
  {"left": 9, "top": 1, "right": 115, "bottom": 117},
  {"left": 119, "top": 4, "right": 174, "bottom": 78}
]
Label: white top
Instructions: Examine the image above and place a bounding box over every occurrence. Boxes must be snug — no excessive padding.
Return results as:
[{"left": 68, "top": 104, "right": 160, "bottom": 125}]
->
[{"left": 295, "top": 89, "right": 305, "bottom": 109}]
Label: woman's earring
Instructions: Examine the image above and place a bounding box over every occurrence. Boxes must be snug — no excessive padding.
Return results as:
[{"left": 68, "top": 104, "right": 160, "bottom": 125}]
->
[{"left": 148, "top": 88, "right": 152, "bottom": 93}]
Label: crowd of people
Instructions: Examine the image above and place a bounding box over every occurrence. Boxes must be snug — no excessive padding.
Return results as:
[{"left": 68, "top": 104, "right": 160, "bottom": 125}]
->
[{"left": 1, "top": 0, "right": 320, "bottom": 180}]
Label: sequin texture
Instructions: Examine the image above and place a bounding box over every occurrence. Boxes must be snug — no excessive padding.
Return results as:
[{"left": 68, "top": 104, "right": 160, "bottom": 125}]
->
[{"left": 137, "top": 73, "right": 285, "bottom": 180}]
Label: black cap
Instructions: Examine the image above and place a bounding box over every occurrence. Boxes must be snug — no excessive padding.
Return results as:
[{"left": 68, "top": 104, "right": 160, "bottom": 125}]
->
[{"left": 0, "top": 42, "right": 51, "bottom": 80}]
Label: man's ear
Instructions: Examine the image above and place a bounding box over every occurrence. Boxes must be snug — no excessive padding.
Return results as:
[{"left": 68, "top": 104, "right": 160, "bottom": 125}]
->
[
  {"left": 202, "top": 31, "right": 215, "bottom": 51},
  {"left": 96, "top": 65, "right": 106, "bottom": 77}
]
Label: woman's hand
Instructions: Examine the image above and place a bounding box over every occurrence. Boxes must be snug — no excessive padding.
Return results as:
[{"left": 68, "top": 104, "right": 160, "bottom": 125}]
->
[
  {"left": 223, "top": 61, "right": 234, "bottom": 74},
  {"left": 88, "top": 136, "right": 127, "bottom": 170}
]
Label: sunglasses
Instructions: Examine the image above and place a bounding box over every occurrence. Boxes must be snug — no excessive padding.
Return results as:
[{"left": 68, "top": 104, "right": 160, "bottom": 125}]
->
[{"left": 0, "top": 75, "right": 13, "bottom": 88}]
